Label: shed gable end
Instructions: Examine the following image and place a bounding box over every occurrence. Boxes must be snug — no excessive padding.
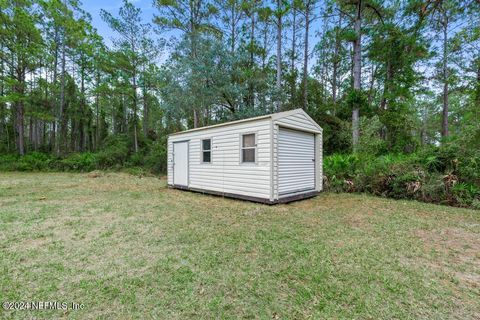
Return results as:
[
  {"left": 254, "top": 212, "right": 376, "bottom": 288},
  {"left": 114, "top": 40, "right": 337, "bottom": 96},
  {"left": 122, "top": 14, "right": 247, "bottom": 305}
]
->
[{"left": 273, "top": 110, "right": 321, "bottom": 133}]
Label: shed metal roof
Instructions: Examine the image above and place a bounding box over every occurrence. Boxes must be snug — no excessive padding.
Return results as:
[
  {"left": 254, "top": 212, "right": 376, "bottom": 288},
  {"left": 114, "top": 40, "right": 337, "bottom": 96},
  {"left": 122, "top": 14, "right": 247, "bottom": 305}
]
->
[{"left": 168, "top": 109, "right": 322, "bottom": 136}]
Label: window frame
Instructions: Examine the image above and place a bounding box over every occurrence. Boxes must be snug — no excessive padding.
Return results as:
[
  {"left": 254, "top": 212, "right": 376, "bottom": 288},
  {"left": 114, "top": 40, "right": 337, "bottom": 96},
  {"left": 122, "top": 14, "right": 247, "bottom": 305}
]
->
[
  {"left": 240, "top": 132, "right": 258, "bottom": 165},
  {"left": 201, "top": 138, "right": 212, "bottom": 164}
]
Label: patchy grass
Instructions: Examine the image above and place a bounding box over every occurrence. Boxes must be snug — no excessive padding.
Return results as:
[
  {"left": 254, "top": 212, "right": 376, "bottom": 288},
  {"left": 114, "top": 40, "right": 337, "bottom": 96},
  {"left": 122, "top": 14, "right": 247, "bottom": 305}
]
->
[{"left": 0, "top": 172, "right": 479, "bottom": 319}]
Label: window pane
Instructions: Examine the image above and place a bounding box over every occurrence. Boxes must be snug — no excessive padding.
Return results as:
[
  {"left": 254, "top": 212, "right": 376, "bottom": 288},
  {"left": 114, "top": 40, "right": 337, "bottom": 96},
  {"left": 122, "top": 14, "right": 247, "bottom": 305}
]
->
[
  {"left": 203, "top": 151, "right": 211, "bottom": 163},
  {"left": 202, "top": 139, "right": 211, "bottom": 151},
  {"left": 242, "top": 149, "right": 255, "bottom": 163},
  {"left": 242, "top": 134, "right": 255, "bottom": 148}
]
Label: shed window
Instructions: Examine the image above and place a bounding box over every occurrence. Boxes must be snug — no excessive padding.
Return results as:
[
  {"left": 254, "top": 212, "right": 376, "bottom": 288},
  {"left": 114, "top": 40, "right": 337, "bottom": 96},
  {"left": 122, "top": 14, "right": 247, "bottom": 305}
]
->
[
  {"left": 241, "top": 133, "right": 256, "bottom": 163},
  {"left": 202, "top": 139, "right": 211, "bottom": 163}
]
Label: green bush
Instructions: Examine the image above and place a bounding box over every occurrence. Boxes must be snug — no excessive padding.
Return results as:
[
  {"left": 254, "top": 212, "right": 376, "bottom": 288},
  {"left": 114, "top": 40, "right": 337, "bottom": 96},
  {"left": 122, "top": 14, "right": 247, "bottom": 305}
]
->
[
  {"left": 0, "top": 135, "right": 168, "bottom": 174},
  {"left": 56, "top": 153, "right": 97, "bottom": 172},
  {"left": 451, "top": 183, "right": 480, "bottom": 207},
  {"left": 127, "top": 150, "right": 148, "bottom": 167},
  {"left": 21, "top": 152, "right": 54, "bottom": 171},
  {"left": 0, "top": 152, "right": 54, "bottom": 171},
  {"left": 0, "top": 154, "right": 19, "bottom": 171},
  {"left": 323, "top": 153, "right": 358, "bottom": 179},
  {"left": 420, "top": 174, "right": 446, "bottom": 204},
  {"left": 357, "top": 116, "right": 386, "bottom": 156},
  {"left": 389, "top": 169, "right": 423, "bottom": 199},
  {"left": 96, "top": 134, "right": 129, "bottom": 168},
  {"left": 456, "top": 150, "right": 480, "bottom": 185},
  {"left": 144, "top": 138, "right": 167, "bottom": 174},
  {"left": 324, "top": 147, "right": 480, "bottom": 209}
]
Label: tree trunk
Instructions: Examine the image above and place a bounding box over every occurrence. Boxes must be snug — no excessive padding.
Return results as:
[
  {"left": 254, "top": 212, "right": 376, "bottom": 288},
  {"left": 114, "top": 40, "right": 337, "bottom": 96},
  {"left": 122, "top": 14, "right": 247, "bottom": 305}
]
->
[
  {"left": 262, "top": 23, "right": 268, "bottom": 69},
  {"left": 249, "top": 9, "right": 255, "bottom": 109},
  {"left": 133, "top": 68, "right": 139, "bottom": 153},
  {"left": 70, "top": 118, "right": 76, "bottom": 151},
  {"left": 29, "top": 116, "right": 33, "bottom": 149},
  {"left": 332, "top": 14, "right": 342, "bottom": 110},
  {"left": 193, "top": 109, "right": 199, "bottom": 128},
  {"left": 143, "top": 82, "right": 148, "bottom": 138},
  {"left": 420, "top": 105, "right": 427, "bottom": 145},
  {"left": 58, "top": 34, "right": 67, "bottom": 156},
  {"left": 276, "top": 0, "right": 282, "bottom": 112},
  {"left": 441, "top": 12, "right": 449, "bottom": 138},
  {"left": 302, "top": 2, "right": 310, "bottom": 110},
  {"left": 476, "top": 58, "right": 480, "bottom": 110},
  {"left": 231, "top": 3, "right": 236, "bottom": 55},
  {"left": 122, "top": 93, "right": 127, "bottom": 133},
  {"left": 352, "top": 0, "right": 362, "bottom": 150},
  {"left": 35, "top": 119, "right": 40, "bottom": 150},
  {"left": 95, "top": 71, "right": 100, "bottom": 150},
  {"left": 51, "top": 27, "right": 59, "bottom": 153},
  {"left": 0, "top": 50, "right": 4, "bottom": 146},
  {"left": 189, "top": 8, "right": 200, "bottom": 128},
  {"left": 367, "top": 64, "right": 376, "bottom": 106},
  {"left": 290, "top": 3, "right": 297, "bottom": 109},
  {"left": 16, "top": 103, "right": 25, "bottom": 155},
  {"left": 380, "top": 61, "right": 392, "bottom": 111},
  {"left": 15, "top": 68, "right": 25, "bottom": 155},
  {"left": 259, "top": 23, "right": 268, "bottom": 109},
  {"left": 112, "top": 96, "right": 116, "bottom": 135},
  {"left": 80, "top": 59, "right": 86, "bottom": 152}
]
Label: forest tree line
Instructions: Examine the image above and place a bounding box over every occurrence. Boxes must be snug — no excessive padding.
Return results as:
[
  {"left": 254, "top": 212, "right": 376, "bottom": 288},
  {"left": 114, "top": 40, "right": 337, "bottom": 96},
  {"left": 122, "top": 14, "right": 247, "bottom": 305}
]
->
[{"left": 0, "top": 0, "right": 479, "bottom": 159}]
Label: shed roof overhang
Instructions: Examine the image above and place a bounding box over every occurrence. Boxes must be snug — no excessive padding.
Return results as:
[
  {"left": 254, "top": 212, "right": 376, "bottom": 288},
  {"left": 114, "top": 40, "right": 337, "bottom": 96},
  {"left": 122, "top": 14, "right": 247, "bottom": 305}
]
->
[{"left": 169, "top": 109, "right": 322, "bottom": 137}]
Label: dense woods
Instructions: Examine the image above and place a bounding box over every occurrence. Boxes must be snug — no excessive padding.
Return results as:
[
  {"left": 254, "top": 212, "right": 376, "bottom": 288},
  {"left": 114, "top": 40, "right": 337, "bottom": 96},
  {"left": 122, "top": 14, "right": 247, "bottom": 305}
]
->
[{"left": 0, "top": 0, "right": 479, "bottom": 207}]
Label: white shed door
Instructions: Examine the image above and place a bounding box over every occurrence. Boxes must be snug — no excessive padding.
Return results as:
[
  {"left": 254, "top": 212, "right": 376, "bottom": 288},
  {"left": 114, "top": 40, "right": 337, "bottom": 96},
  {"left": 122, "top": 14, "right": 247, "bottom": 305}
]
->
[
  {"left": 278, "top": 128, "right": 315, "bottom": 196},
  {"left": 173, "top": 141, "right": 189, "bottom": 186}
]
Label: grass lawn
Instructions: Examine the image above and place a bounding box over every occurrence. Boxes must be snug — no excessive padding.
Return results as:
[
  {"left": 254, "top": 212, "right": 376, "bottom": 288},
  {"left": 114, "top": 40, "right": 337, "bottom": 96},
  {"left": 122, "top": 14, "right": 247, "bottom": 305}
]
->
[{"left": 1, "top": 172, "right": 479, "bottom": 319}]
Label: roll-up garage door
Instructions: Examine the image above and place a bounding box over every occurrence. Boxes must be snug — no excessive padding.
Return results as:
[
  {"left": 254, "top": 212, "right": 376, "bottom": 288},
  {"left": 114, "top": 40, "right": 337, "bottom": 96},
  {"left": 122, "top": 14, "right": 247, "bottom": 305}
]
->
[{"left": 278, "top": 128, "right": 315, "bottom": 196}]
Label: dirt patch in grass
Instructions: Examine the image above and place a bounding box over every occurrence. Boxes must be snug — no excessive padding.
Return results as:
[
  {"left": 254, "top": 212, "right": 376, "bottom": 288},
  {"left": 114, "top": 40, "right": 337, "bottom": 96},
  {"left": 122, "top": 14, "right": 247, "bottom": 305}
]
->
[
  {"left": 416, "top": 227, "right": 480, "bottom": 262},
  {"left": 86, "top": 170, "right": 104, "bottom": 178},
  {"left": 415, "top": 227, "right": 480, "bottom": 288},
  {"left": 342, "top": 214, "right": 371, "bottom": 230}
]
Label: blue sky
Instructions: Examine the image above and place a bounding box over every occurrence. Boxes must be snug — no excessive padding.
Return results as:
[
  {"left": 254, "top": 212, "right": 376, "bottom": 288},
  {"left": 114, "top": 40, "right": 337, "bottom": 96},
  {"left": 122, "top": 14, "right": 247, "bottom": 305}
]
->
[
  {"left": 81, "top": 0, "right": 323, "bottom": 66},
  {"left": 82, "top": 0, "right": 321, "bottom": 48},
  {"left": 82, "top": 0, "right": 157, "bottom": 46}
]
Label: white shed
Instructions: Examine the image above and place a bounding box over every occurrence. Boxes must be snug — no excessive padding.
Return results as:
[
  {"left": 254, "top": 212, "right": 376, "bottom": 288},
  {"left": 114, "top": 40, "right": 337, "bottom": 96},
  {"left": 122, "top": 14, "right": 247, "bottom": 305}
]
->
[{"left": 167, "top": 109, "right": 323, "bottom": 204}]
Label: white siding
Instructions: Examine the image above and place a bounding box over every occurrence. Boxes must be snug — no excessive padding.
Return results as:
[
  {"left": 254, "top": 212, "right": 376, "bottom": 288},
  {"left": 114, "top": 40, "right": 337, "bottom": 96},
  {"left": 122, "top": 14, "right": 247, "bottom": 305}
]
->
[
  {"left": 168, "top": 118, "right": 272, "bottom": 199},
  {"left": 316, "top": 131, "right": 323, "bottom": 192},
  {"left": 167, "top": 138, "right": 174, "bottom": 185},
  {"left": 272, "top": 124, "right": 279, "bottom": 199}
]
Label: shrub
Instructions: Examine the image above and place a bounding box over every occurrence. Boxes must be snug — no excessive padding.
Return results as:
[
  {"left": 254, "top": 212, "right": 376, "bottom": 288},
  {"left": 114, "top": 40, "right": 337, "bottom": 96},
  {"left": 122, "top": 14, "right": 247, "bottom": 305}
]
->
[
  {"left": 24, "top": 152, "right": 54, "bottom": 171},
  {"left": 456, "top": 150, "right": 480, "bottom": 185},
  {"left": 144, "top": 138, "right": 167, "bottom": 174},
  {"left": 96, "top": 134, "right": 129, "bottom": 168},
  {"left": 419, "top": 174, "right": 446, "bottom": 204},
  {"left": 0, "top": 154, "right": 19, "bottom": 171},
  {"left": 0, "top": 152, "right": 56, "bottom": 171},
  {"left": 127, "top": 151, "right": 146, "bottom": 167},
  {"left": 472, "top": 199, "right": 480, "bottom": 210},
  {"left": 323, "top": 153, "right": 359, "bottom": 179},
  {"left": 56, "top": 153, "right": 97, "bottom": 172},
  {"left": 389, "top": 169, "right": 424, "bottom": 199},
  {"left": 451, "top": 183, "right": 480, "bottom": 207},
  {"left": 357, "top": 116, "right": 386, "bottom": 156},
  {"left": 323, "top": 149, "right": 480, "bottom": 209}
]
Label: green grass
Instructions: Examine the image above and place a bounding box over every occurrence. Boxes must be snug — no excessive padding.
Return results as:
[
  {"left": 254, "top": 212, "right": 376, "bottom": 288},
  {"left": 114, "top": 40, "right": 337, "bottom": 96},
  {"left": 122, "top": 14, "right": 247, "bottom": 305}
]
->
[{"left": 1, "top": 172, "right": 479, "bottom": 319}]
